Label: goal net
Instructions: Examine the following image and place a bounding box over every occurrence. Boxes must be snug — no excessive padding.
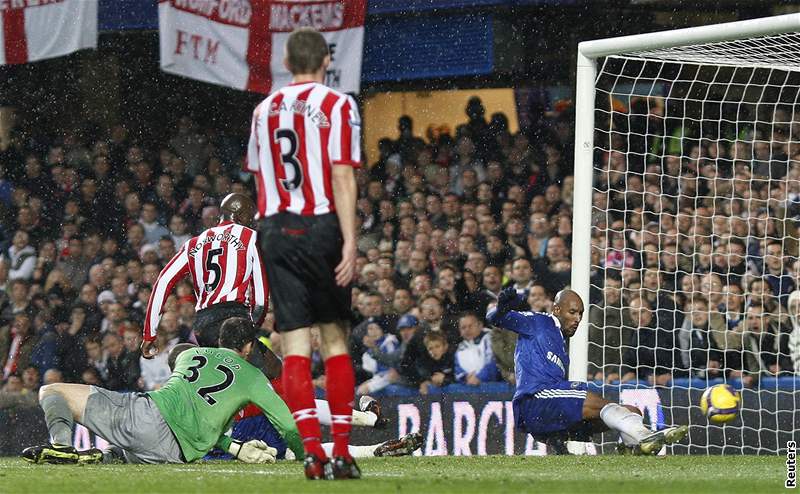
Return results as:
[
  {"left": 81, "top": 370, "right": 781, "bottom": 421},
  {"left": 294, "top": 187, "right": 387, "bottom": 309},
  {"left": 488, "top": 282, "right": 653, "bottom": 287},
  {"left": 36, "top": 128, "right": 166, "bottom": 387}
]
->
[{"left": 572, "top": 15, "right": 800, "bottom": 455}]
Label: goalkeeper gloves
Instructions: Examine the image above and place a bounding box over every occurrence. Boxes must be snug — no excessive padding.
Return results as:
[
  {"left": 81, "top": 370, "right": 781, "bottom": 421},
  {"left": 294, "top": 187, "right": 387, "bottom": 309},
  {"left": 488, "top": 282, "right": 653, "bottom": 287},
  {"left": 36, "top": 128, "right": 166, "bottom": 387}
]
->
[{"left": 228, "top": 439, "right": 278, "bottom": 464}]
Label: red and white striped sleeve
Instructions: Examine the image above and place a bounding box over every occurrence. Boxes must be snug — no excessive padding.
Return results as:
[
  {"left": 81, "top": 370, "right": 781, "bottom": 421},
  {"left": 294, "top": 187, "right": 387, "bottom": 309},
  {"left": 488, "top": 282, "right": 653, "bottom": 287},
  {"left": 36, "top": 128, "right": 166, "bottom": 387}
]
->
[
  {"left": 142, "top": 241, "right": 191, "bottom": 341},
  {"left": 330, "top": 94, "right": 361, "bottom": 168},
  {"left": 249, "top": 237, "right": 269, "bottom": 327},
  {"left": 243, "top": 105, "right": 262, "bottom": 174}
]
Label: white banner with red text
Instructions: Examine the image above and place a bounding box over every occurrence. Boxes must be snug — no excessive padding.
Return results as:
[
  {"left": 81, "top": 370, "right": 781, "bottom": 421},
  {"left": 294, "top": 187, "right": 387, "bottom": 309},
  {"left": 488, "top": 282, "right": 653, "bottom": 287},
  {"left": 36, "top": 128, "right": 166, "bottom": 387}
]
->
[
  {"left": 0, "top": 0, "right": 97, "bottom": 66},
  {"left": 158, "top": 0, "right": 365, "bottom": 94}
]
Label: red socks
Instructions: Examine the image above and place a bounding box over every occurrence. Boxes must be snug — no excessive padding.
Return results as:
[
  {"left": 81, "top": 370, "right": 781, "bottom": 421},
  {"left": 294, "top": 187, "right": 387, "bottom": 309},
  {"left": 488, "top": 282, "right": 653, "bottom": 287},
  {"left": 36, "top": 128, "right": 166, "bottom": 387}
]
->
[
  {"left": 325, "top": 354, "right": 355, "bottom": 458},
  {"left": 282, "top": 355, "right": 326, "bottom": 459}
]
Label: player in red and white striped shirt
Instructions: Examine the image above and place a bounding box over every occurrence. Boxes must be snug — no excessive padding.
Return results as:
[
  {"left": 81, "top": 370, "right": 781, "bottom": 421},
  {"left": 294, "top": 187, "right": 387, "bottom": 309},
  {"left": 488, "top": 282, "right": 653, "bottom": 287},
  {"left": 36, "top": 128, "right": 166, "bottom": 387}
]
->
[
  {"left": 141, "top": 193, "right": 269, "bottom": 356},
  {"left": 244, "top": 29, "right": 360, "bottom": 480}
]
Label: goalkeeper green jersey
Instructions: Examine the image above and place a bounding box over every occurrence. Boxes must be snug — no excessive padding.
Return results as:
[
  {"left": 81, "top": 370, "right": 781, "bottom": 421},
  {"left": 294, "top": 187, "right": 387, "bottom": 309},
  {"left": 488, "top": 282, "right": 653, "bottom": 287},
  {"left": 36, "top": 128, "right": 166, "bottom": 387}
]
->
[{"left": 148, "top": 346, "right": 303, "bottom": 462}]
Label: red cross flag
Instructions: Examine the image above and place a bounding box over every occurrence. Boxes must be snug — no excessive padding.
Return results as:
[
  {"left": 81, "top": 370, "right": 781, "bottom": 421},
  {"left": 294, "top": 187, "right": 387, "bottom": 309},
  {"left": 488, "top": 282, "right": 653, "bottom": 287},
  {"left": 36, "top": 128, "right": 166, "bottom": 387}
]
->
[
  {"left": 158, "top": 0, "right": 366, "bottom": 94},
  {"left": 0, "top": 0, "right": 97, "bottom": 66}
]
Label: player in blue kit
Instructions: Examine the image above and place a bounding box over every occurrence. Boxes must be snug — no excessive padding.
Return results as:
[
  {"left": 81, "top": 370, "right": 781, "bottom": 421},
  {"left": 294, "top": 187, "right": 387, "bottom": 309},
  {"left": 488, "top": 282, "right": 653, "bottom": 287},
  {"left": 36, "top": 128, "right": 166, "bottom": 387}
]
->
[{"left": 486, "top": 287, "right": 687, "bottom": 455}]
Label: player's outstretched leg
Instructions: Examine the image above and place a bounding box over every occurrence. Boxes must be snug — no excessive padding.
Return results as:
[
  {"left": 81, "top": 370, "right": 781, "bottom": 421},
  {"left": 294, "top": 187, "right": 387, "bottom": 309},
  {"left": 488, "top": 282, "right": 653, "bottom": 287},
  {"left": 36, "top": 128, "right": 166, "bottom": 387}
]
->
[
  {"left": 22, "top": 384, "right": 102, "bottom": 465},
  {"left": 637, "top": 425, "right": 690, "bottom": 455},
  {"left": 584, "top": 392, "right": 687, "bottom": 455},
  {"left": 373, "top": 432, "right": 424, "bottom": 457}
]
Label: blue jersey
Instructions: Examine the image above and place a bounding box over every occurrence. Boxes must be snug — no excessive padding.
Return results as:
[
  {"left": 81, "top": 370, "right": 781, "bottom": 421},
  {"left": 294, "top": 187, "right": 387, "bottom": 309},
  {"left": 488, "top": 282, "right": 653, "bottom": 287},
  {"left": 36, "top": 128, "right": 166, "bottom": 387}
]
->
[{"left": 486, "top": 306, "right": 569, "bottom": 401}]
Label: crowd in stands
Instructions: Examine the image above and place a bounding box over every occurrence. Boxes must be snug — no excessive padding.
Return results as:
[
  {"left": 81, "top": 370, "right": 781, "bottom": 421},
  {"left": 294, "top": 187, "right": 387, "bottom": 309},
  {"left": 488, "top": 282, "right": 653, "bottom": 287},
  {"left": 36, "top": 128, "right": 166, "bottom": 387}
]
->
[{"left": 1, "top": 92, "right": 798, "bottom": 417}]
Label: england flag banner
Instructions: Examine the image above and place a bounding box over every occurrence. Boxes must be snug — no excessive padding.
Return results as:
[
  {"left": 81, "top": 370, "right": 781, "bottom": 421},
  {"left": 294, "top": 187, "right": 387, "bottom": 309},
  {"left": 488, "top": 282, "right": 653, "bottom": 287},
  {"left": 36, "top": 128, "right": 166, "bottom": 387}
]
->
[
  {"left": 158, "top": 0, "right": 366, "bottom": 94},
  {"left": 0, "top": 0, "right": 98, "bottom": 66}
]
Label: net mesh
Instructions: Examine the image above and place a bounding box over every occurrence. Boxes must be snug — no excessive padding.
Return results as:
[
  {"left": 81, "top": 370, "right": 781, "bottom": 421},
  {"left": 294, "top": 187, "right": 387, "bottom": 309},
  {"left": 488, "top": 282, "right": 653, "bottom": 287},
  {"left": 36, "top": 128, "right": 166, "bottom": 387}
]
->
[{"left": 588, "top": 30, "right": 800, "bottom": 454}]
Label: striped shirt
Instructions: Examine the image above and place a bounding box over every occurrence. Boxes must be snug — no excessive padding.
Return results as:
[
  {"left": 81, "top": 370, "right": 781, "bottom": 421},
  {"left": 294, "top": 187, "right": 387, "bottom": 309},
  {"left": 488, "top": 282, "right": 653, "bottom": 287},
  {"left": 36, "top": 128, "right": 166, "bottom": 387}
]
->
[
  {"left": 244, "top": 81, "right": 361, "bottom": 217},
  {"left": 143, "top": 221, "right": 268, "bottom": 341}
]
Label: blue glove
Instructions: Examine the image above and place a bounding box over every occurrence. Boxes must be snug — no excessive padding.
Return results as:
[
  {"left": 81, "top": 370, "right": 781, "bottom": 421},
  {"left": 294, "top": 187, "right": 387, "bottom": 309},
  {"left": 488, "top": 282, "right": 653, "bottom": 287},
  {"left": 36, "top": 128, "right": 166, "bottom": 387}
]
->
[{"left": 496, "top": 287, "right": 522, "bottom": 316}]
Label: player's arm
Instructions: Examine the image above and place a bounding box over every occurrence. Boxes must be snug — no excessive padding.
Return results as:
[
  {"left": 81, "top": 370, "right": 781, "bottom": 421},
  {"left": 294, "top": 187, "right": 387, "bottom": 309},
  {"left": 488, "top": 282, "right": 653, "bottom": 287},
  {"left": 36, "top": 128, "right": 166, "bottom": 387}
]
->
[
  {"left": 485, "top": 287, "right": 535, "bottom": 335},
  {"left": 243, "top": 106, "right": 262, "bottom": 174},
  {"left": 331, "top": 95, "right": 361, "bottom": 287},
  {"left": 249, "top": 379, "right": 304, "bottom": 460},
  {"left": 141, "top": 242, "right": 190, "bottom": 357},
  {"left": 249, "top": 238, "right": 269, "bottom": 327}
]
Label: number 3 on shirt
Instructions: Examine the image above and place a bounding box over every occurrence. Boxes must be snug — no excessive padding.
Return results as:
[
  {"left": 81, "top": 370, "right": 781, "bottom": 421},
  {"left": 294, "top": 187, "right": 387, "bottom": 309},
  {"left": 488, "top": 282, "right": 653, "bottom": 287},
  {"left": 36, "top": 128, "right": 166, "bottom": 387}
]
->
[
  {"left": 274, "top": 128, "right": 303, "bottom": 191},
  {"left": 183, "top": 355, "right": 235, "bottom": 406}
]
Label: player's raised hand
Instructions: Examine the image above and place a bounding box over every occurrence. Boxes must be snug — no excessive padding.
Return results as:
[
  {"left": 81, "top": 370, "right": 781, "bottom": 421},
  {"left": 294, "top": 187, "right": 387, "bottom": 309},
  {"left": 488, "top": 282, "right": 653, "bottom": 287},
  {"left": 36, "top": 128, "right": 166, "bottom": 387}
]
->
[
  {"left": 229, "top": 439, "right": 277, "bottom": 464},
  {"left": 140, "top": 339, "right": 158, "bottom": 359},
  {"left": 496, "top": 287, "right": 520, "bottom": 311}
]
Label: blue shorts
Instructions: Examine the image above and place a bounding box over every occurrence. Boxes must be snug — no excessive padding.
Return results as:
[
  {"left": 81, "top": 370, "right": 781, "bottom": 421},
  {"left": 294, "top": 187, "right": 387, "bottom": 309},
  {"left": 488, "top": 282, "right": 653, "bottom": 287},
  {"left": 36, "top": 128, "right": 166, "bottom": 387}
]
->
[
  {"left": 513, "top": 381, "right": 588, "bottom": 436},
  {"left": 203, "top": 415, "right": 288, "bottom": 461}
]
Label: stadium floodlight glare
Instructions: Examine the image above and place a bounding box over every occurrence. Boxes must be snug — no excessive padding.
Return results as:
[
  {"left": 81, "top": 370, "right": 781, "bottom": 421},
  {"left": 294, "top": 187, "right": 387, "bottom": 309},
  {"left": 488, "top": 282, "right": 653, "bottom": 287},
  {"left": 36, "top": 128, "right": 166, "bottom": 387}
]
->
[{"left": 571, "top": 13, "right": 800, "bottom": 454}]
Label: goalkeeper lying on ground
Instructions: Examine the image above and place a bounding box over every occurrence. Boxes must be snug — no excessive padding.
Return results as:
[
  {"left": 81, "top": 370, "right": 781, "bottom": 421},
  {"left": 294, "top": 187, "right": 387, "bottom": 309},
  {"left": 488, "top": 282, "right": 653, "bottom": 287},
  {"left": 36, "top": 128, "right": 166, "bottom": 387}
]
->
[
  {"left": 23, "top": 317, "right": 302, "bottom": 465},
  {"left": 23, "top": 318, "right": 421, "bottom": 465},
  {"left": 486, "top": 287, "right": 688, "bottom": 455}
]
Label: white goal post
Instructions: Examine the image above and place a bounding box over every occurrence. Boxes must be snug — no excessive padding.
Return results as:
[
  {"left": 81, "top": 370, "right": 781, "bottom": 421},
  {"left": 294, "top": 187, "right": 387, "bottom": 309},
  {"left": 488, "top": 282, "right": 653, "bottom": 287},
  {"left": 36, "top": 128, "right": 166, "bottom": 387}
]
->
[{"left": 570, "top": 14, "right": 800, "bottom": 454}]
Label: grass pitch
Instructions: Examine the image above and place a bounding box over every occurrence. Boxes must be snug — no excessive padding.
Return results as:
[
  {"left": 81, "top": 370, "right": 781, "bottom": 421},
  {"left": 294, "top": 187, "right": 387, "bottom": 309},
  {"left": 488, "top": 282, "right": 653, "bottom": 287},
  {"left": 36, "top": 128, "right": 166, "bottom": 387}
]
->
[{"left": 0, "top": 455, "right": 787, "bottom": 494}]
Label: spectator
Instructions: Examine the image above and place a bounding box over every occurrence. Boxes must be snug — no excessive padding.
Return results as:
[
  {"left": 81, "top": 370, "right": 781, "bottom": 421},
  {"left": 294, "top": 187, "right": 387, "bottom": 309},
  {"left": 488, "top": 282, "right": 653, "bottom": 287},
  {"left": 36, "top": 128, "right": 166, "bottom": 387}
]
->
[
  {"left": 737, "top": 304, "right": 792, "bottom": 382},
  {"left": 356, "top": 319, "right": 400, "bottom": 396},
  {"left": 684, "top": 298, "right": 723, "bottom": 379},
  {"left": 168, "top": 214, "right": 191, "bottom": 247},
  {"left": 761, "top": 241, "right": 795, "bottom": 307},
  {"left": 454, "top": 312, "right": 498, "bottom": 385},
  {"left": 620, "top": 297, "right": 674, "bottom": 385},
  {"left": 526, "top": 284, "right": 553, "bottom": 312},
  {"left": 55, "top": 236, "right": 91, "bottom": 290},
  {"left": 1, "top": 313, "right": 36, "bottom": 381},
  {"left": 508, "top": 256, "right": 534, "bottom": 292},
  {"left": 0, "top": 373, "right": 37, "bottom": 410},
  {"left": 102, "top": 332, "right": 133, "bottom": 390},
  {"left": 139, "top": 202, "right": 170, "bottom": 245},
  {"left": 533, "top": 236, "right": 571, "bottom": 295},
  {"left": 1, "top": 279, "right": 30, "bottom": 324},
  {"left": 417, "top": 331, "right": 455, "bottom": 395},
  {"left": 6, "top": 231, "right": 36, "bottom": 281},
  {"left": 588, "top": 275, "right": 625, "bottom": 381}
]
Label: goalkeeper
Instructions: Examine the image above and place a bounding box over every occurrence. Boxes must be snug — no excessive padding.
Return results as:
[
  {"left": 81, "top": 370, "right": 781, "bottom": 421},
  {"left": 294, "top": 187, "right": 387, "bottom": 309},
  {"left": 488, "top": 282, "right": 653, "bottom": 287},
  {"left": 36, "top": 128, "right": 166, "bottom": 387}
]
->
[
  {"left": 487, "top": 287, "right": 687, "bottom": 455},
  {"left": 22, "top": 318, "right": 303, "bottom": 465}
]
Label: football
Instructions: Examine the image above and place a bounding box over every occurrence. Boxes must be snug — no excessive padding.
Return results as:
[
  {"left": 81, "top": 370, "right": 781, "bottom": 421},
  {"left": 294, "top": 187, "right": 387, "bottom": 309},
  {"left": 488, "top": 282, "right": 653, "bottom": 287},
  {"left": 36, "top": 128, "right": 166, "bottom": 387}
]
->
[{"left": 700, "top": 384, "right": 741, "bottom": 424}]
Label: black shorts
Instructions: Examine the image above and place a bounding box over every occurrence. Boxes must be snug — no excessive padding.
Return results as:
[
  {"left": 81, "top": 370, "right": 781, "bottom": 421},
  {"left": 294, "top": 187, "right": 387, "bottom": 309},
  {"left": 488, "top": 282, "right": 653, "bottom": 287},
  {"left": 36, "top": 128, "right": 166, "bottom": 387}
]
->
[
  {"left": 259, "top": 212, "right": 351, "bottom": 331},
  {"left": 192, "top": 302, "right": 251, "bottom": 347}
]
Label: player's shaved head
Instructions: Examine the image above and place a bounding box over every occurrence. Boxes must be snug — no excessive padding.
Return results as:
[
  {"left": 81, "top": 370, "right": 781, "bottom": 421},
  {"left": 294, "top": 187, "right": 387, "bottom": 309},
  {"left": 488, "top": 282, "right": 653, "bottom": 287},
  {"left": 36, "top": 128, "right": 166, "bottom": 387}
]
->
[
  {"left": 552, "top": 289, "right": 584, "bottom": 338},
  {"left": 168, "top": 343, "right": 197, "bottom": 371},
  {"left": 554, "top": 289, "right": 582, "bottom": 308},
  {"left": 220, "top": 193, "right": 256, "bottom": 227}
]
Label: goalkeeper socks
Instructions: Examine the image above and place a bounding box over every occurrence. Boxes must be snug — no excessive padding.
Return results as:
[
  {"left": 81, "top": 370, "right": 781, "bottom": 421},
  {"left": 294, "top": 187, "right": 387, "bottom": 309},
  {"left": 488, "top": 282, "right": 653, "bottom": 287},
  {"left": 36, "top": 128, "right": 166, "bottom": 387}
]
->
[
  {"left": 40, "top": 393, "right": 73, "bottom": 446},
  {"left": 325, "top": 354, "right": 355, "bottom": 458},
  {"left": 600, "top": 403, "right": 652, "bottom": 445},
  {"left": 282, "top": 355, "right": 326, "bottom": 459}
]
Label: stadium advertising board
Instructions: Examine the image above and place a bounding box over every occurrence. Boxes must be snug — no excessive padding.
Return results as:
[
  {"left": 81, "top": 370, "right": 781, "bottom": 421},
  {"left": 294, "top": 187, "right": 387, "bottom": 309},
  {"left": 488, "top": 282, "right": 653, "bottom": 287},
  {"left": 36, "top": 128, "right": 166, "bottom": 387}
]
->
[
  {"left": 158, "top": 0, "right": 366, "bottom": 94},
  {"left": 349, "top": 388, "right": 797, "bottom": 456}
]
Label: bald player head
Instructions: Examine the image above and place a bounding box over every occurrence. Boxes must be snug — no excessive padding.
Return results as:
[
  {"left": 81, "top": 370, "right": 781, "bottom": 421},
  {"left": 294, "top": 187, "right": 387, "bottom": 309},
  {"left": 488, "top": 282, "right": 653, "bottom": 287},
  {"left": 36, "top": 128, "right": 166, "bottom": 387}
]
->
[
  {"left": 552, "top": 289, "right": 584, "bottom": 338},
  {"left": 220, "top": 193, "right": 256, "bottom": 228}
]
